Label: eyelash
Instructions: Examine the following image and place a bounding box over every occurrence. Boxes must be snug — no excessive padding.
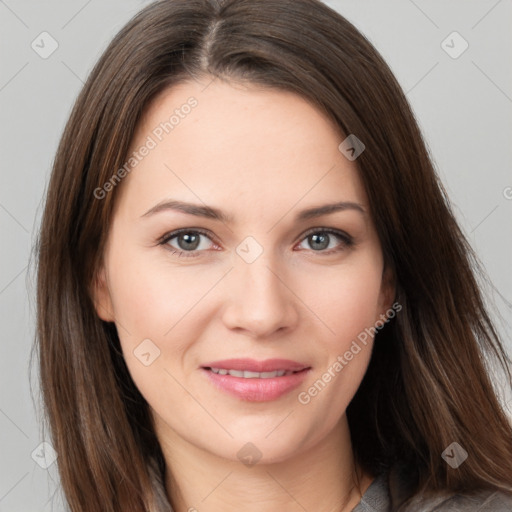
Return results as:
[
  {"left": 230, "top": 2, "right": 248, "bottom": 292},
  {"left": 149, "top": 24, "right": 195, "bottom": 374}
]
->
[{"left": 158, "top": 227, "right": 354, "bottom": 259}]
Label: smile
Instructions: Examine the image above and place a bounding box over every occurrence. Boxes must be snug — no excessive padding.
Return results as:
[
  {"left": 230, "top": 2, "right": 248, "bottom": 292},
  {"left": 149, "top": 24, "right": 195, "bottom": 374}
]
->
[
  {"left": 201, "top": 366, "right": 311, "bottom": 402},
  {"left": 207, "top": 368, "right": 301, "bottom": 378}
]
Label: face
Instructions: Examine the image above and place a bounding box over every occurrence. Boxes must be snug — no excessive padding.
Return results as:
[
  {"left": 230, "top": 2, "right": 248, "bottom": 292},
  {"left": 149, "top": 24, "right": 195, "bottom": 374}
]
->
[{"left": 93, "top": 78, "right": 394, "bottom": 465}]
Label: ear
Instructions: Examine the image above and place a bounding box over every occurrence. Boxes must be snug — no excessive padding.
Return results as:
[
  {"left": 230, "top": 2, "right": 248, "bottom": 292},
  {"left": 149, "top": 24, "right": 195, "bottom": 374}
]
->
[
  {"left": 376, "top": 263, "right": 396, "bottom": 320},
  {"left": 90, "top": 266, "right": 115, "bottom": 322}
]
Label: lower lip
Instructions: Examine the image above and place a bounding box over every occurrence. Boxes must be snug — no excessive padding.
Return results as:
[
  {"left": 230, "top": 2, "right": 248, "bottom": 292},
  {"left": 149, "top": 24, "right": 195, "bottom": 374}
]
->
[{"left": 201, "top": 368, "right": 311, "bottom": 402}]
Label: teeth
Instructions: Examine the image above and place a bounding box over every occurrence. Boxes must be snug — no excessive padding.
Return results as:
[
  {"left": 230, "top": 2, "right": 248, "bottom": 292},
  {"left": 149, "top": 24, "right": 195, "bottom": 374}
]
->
[{"left": 209, "top": 368, "right": 293, "bottom": 378}]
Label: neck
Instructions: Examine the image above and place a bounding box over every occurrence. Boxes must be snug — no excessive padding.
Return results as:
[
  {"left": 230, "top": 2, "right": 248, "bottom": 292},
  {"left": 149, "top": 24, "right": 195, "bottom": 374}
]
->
[{"left": 158, "top": 416, "right": 373, "bottom": 512}]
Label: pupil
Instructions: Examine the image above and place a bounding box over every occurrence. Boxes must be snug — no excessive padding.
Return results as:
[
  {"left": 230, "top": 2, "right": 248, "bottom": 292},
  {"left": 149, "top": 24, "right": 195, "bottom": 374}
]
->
[
  {"left": 310, "top": 233, "right": 329, "bottom": 250},
  {"left": 179, "top": 233, "right": 200, "bottom": 250}
]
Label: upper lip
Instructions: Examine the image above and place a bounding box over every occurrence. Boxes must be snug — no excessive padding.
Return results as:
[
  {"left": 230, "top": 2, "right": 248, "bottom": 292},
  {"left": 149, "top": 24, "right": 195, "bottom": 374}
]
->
[{"left": 201, "top": 358, "right": 310, "bottom": 372}]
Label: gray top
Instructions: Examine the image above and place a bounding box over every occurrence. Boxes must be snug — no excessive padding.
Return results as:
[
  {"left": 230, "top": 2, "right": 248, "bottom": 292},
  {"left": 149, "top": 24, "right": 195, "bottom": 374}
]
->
[
  {"left": 149, "top": 459, "right": 512, "bottom": 511},
  {"left": 352, "top": 469, "right": 512, "bottom": 511}
]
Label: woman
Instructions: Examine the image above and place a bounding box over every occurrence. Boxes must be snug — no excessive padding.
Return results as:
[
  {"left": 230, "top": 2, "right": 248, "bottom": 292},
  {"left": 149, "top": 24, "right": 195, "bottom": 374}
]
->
[{"left": 35, "top": 0, "right": 512, "bottom": 510}]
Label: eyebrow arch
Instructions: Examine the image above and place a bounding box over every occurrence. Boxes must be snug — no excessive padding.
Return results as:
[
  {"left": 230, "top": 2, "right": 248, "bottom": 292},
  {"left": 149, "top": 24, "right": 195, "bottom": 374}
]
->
[
  {"left": 295, "top": 201, "right": 366, "bottom": 221},
  {"left": 141, "top": 199, "right": 232, "bottom": 223},
  {"left": 141, "top": 199, "right": 365, "bottom": 223}
]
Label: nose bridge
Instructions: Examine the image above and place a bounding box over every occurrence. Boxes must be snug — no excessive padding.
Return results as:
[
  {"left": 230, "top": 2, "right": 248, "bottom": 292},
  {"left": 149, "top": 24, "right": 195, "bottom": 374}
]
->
[{"left": 222, "top": 245, "right": 297, "bottom": 336}]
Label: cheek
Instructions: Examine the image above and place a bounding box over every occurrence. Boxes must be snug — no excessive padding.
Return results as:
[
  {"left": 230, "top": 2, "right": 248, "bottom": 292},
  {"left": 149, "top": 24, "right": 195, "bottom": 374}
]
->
[
  {"left": 104, "top": 249, "right": 227, "bottom": 393},
  {"left": 105, "top": 258, "right": 199, "bottom": 406},
  {"left": 107, "top": 248, "right": 219, "bottom": 338},
  {"left": 301, "top": 255, "right": 384, "bottom": 347},
  {"left": 293, "top": 257, "right": 382, "bottom": 411}
]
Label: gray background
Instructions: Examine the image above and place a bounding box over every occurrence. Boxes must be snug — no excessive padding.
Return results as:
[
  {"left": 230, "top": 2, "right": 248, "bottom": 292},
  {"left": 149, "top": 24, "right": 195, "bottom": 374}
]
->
[{"left": 1, "top": 0, "right": 511, "bottom": 510}]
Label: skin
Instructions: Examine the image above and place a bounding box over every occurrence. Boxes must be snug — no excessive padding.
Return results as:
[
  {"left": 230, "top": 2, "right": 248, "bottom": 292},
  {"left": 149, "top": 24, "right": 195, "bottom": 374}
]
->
[{"left": 93, "top": 78, "right": 395, "bottom": 512}]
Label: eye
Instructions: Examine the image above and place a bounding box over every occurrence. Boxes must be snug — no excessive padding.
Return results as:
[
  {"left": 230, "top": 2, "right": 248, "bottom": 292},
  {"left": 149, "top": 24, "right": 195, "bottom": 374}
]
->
[
  {"left": 159, "top": 228, "right": 217, "bottom": 257},
  {"left": 158, "top": 227, "right": 354, "bottom": 258},
  {"left": 296, "top": 228, "right": 353, "bottom": 254}
]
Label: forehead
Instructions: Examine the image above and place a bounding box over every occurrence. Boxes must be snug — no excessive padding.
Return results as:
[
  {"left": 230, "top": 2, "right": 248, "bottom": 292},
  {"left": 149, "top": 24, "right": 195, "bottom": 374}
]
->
[{"left": 116, "top": 79, "right": 368, "bottom": 222}]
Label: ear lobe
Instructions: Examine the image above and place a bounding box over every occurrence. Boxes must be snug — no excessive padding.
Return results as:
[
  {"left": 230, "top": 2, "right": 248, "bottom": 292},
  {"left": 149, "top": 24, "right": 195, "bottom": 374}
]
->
[{"left": 91, "top": 267, "right": 115, "bottom": 322}]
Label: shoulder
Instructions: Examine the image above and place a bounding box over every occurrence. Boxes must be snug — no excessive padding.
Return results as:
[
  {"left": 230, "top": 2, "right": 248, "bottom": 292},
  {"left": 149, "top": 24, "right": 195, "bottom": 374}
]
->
[
  {"left": 148, "top": 456, "right": 174, "bottom": 511},
  {"left": 403, "top": 489, "right": 512, "bottom": 511},
  {"left": 353, "top": 462, "right": 512, "bottom": 512}
]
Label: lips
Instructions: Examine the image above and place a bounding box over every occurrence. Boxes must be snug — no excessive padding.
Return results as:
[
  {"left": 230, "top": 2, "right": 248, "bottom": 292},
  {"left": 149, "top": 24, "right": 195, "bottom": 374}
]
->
[
  {"left": 200, "top": 358, "right": 312, "bottom": 401},
  {"left": 201, "top": 358, "right": 309, "bottom": 373}
]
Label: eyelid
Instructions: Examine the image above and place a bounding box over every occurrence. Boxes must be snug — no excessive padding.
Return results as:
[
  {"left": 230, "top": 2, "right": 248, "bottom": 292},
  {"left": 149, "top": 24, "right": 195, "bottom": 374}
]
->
[
  {"left": 297, "top": 226, "right": 353, "bottom": 245},
  {"left": 158, "top": 226, "right": 354, "bottom": 257},
  {"left": 158, "top": 227, "right": 218, "bottom": 245}
]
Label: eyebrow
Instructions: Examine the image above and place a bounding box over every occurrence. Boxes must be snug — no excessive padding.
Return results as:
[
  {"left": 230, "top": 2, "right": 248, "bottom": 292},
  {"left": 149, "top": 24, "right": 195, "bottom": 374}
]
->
[{"left": 141, "top": 199, "right": 365, "bottom": 223}]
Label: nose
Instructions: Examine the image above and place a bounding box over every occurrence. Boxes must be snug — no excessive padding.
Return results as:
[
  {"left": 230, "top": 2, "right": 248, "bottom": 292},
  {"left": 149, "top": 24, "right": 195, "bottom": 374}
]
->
[{"left": 220, "top": 254, "right": 299, "bottom": 339}]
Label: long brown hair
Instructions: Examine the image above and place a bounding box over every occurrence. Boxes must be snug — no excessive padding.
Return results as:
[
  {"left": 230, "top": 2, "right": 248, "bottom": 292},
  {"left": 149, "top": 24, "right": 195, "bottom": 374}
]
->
[{"left": 35, "top": 0, "right": 512, "bottom": 510}]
